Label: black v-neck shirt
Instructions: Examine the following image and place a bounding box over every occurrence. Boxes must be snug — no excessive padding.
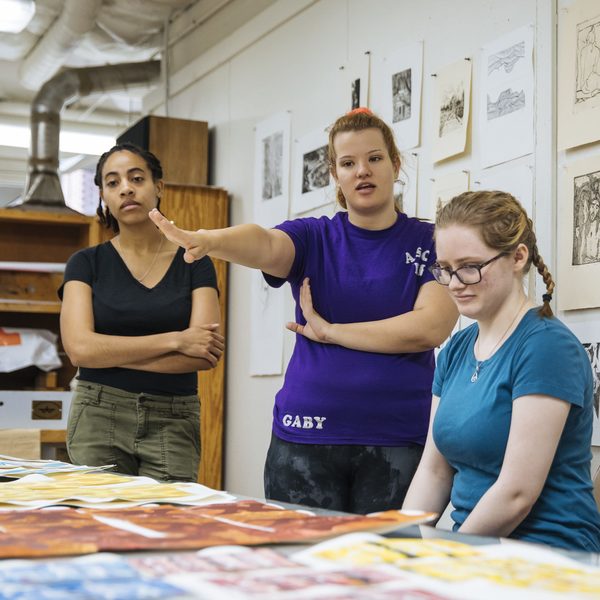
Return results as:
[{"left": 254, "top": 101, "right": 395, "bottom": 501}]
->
[{"left": 59, "top": 241, "right": 217, "bottom": 395}]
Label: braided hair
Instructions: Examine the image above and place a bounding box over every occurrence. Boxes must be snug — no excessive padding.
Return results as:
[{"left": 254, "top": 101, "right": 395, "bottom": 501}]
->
[{"left": 435, "top": 190, "right": 555, "bottom": 317}]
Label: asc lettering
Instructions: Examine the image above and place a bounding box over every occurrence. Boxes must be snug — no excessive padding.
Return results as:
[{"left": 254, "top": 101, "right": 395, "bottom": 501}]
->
[{"left": 282, "top": 414, "right": 327, "bottom": 429}]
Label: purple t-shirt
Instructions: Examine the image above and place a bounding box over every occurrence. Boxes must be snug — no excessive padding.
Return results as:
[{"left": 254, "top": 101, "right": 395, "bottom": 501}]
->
[{"left": 264, "top": 211, "right": 437, "bottom": 446}]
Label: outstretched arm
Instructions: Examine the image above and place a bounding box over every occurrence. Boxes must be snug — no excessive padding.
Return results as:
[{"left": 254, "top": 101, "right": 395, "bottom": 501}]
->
[
  {"left": 148, "top": 209, "right": 295, "bottom": 278},
  {"left": 457, "top": 394, "right": 570, "bottom": 537},
  {"left": 286, "top": 278, "right": 458, "bottom": 353}
]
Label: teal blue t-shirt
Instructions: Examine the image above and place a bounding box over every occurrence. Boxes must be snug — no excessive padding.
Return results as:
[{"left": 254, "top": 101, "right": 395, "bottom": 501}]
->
[{"left": 433, "top": 308, "right": 600, "bottom": 552}]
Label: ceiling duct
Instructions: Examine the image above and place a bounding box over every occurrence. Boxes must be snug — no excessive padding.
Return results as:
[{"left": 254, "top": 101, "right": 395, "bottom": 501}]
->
[
  {"left": 19, "top": 0, "right": 102, "bottom": 91},
  {"left": 13, "top": 60, "right": 161, "bottom": 210}
]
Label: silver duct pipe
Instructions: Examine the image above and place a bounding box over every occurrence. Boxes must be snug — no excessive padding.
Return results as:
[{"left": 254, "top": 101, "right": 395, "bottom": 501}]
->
[{"left": 18, "top": 60, "right": 161, "bottom": 209}]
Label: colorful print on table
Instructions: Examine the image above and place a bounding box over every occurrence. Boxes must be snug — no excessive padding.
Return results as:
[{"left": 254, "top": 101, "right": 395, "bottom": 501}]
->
[{"left": 0, "top": 499, "right": 435, "bottom": 559}]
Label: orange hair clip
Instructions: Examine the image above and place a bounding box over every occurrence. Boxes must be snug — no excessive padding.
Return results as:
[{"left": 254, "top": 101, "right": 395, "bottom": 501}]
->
[{"left": 346, "top": 107, "right": 373, "bottom": 116}]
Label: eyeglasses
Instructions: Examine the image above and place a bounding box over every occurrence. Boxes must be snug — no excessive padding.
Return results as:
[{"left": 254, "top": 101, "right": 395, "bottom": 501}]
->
[{"left": 429, "top": 252, "right": 507, "bottom": 286}]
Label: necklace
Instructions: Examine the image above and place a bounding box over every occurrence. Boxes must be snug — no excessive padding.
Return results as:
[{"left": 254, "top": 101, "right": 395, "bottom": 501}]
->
[
  {"left": 471, "top": 297, "right": 528, "bottom": 383},
  {"left": 115, "top": 236, "right": 164, "bottom": 282}
]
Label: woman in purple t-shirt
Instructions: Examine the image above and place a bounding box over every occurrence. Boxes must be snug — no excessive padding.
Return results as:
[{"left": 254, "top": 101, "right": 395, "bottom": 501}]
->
[{"left": 150, "top": 109, "right": 458, "bottom": 513}]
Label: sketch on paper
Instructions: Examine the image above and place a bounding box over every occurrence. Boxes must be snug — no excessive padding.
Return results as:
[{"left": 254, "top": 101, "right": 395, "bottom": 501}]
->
[
  {"left": 351, "top": 78, "right": 361, "bottom": 110},
  {"left": 392, "top": 68, "right": 412, "bottom": 122},
  {"left": 572, "top": 169, "right": 600, "bottom": 265},
  {"left": 488, "top": 41, "right": 525, "bottom": 76},
  {"left": 576, "top": 17, "right": 600, "bottom": 104},
  {"left": 487, "top": 88, "right": 526, "bottom": 120},
  {"left": 261, "top": 132, "right": 283, "bottom": 200},
  {"left": 583, "top": 342, "right": 600, "bottom": 445},
  {"left": 253, "top": 112, "right": 290, "bottom": 228},
  {"left": 583, "top": 342, "right": 600, "bottom": 418},
  {"left": 438, "top": 86, "right": 464, "bottom": 137},
  {"left": 302, "top": 145, "right": 329, "bottom": 193}
]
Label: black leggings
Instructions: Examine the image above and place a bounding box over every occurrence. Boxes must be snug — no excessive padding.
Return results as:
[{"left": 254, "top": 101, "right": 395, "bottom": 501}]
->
[{"left": 263, "top": 434, "right": 423, "bottom": 514}]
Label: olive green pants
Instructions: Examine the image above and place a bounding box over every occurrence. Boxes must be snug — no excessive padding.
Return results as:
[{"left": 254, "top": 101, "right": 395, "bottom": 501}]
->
[{"left": 67, "top": 380, "right": 200, "bottom": 482}]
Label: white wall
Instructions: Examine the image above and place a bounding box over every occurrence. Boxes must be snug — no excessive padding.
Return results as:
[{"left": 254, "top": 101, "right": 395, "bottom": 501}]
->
[{"left": 144, "top": 0, "right": 600, "bottom": 497}]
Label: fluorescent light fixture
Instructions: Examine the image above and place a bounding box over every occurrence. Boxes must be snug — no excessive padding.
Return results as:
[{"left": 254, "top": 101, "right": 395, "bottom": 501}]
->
[
  {"left": 0, "top": 0, "right": 35, "bottom": 33},
  {"left": 0, "top": 124, "right": 115, "bottom": 156}
]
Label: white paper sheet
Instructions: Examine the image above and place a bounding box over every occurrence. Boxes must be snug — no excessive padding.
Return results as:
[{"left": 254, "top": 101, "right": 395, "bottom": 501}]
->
[
  {"left": 558, "top": 0, "right": 600, "bottom": 150},
  {"left": 249, "top": 270, "right": 285, "bottom": 376},
  {"left": 253, "top": 112, "right": 291, "bottom": 228},
  {"left": 291, "top": 128, "right": 334, "bottom": 215},
  {"left": 397, "top": 152, "right": 418, "bottom": 218},
  {"left": 479, "top": 26, "right": 534, "bottom": 168},
  {"left": 372, "top": 42, "right": 423, "bottom": 150},
  {"left": 428, "top": 170, "right": 470, "bottom": 221},
  {"left": 557, "top": 154, "right": 600, "bottom": 311},
  {"left": 432, "top": 59, "right": 472, "bottom": 163}
]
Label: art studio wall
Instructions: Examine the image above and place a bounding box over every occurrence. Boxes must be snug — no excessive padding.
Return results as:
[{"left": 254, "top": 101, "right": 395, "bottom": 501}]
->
[{"left": 143, "top": 0, "right": 600, "bottom": 498}]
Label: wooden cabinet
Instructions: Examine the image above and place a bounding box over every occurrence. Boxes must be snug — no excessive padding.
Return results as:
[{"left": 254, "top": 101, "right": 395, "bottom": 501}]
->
[
  {"left": 117, "top": 116, "right": 209, "bottom": 186},
  {"left": 162, "top": 184, "right": 229, "bottom": 490},
  {"left": 0, "top": 185, "right": 229, "bottom": 489}
]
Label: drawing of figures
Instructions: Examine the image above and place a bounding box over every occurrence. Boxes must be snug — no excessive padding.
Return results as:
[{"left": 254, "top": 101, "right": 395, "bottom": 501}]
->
[
  {"left": 301, "top": 145, "right": 329, "bottom": 193},
  {"left": 261, "top": 132, "right": 283, "bottom": 200},
  {"left": 576, "top": 19, "right": 600, "bottom": 103},
  {"left": 572, "top": 170, "right": 600, "bottom": 265},
  {"left": 487, "top": 88, "right": 526, "bottom": 119},
  {"left": 583, "top": 342, "right": 600, "bottom": 419},
  {"left": 488, "top": 41, "right": 525, "bottom": 75},
  {"left": 438, "top": 85, "right": 464, "bottom": 137},
  {"left": 392, "top": 68, "right": 412, "bottom": 122}
]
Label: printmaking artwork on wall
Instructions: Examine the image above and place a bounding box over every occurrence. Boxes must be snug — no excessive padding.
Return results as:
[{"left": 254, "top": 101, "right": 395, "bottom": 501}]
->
[
  {"left": 292, "top": 128, "right": 334, "bottom": 215},
  {"left": 572, "top": 168, "right": 600, "bottom": 266},
  {"left": 558, "top": 154, "right": 600, "bottom": 310},
  {"left": 583, "top": 342, "right": 600, "bottom": 445},
  {"left": 427, "top": 170, "right": 470, "bottom": 222},
  {"left": 558, "top": 0, "right": 600, "bottom": 150},
  {"left": 372, "top": 42, "right": 423, "bottom": 150},
  {"left": 479, "top": 26, "right": 534, "bottom": 168},
  {"left": 396, "top": 152, "right": 418, "bottom": 218},
  {"left": 253, "top": 112, "right": 291, "bottom": 228},
  {"left": 432, "top": 59, "right": 471, "bottom": 163}
]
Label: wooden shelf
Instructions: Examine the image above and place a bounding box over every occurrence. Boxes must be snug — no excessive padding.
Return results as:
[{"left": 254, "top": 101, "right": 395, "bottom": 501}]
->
[
  {"left": 0, "top": 300, "right": 61, "bottom": 314},
  {"left": 40, "top": 430, "right": 66, "bottom": 444}
]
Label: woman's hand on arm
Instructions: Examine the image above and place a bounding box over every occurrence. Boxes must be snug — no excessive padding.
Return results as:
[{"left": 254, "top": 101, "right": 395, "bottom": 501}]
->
[
  {"left": 286, "top": 279, "right": 458, "bottom": 353},
  {"left": 403, "top": 396, "right": 455, "bottom": 520},
  {"left": 458, "top": 394, "right": 570, "bottom": 538},
  {"left": 60, "top": 281, "right": 183, "bottom": 368},
  {"left": 148, "top": 209, "right": 295, "bottom": 278},
  {"left": 122, "top": 287, "right": 224, "bottom": 373}
]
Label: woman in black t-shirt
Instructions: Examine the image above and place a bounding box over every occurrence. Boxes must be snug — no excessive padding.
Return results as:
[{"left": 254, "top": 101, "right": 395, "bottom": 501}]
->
[{"left": 59, "top": 143, "right": 224, "bottom": 481}]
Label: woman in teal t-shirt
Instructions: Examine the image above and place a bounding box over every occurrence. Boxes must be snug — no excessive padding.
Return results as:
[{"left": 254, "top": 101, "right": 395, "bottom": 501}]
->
[{"left": 404, "top": 190, "right": 600, "bottom": 552}]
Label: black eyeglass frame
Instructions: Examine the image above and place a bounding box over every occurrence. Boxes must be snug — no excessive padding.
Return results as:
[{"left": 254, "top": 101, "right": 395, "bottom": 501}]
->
[{"left": 429, "top": 252, "right": 508, "bottom": 286}]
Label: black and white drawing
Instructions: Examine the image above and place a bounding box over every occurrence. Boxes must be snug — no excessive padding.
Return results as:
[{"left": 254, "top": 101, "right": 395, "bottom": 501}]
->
[
  {"left": 572, "top": 169, "right": 600, "bottom": 265},
  {"left": 439, "top": 86, "right": 464, "bottom": 137},
  {"left": 351, "top": 78, "right": 360, "bottom": 110},
  {"left": 261, "top": 132, "right": 283, "bottom": 201},
  {"left": 301, "top": 145, "right": 329, "bottom": 193},
  {"left": 487, "top": 88, "right": 526, "bottom": 120},
  {"left": 253, "top": 112, "right": 291, "bottom": 228},
  {"left": 576, "top": 18, "right": 600, "bottom": 104},
  {"left": 583, "top": 342, "right": 600, "bottom": 425},
  {"left": 392, "top": 68, "right": 411, "bottom": 123},
  {"left": 488, "top": 41, "right": 525, "bottom": 76},
  {"left": 479, "top": 27, "right": 533, "bottom": 168}
]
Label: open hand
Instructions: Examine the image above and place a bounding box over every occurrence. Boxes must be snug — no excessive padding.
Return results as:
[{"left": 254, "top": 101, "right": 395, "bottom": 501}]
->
[
  {"left": 286, "top": 278, "right": 332, "bottom": 343},
  {"left": 149, "top": 208, "right": 211, "bottom": 263}
]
